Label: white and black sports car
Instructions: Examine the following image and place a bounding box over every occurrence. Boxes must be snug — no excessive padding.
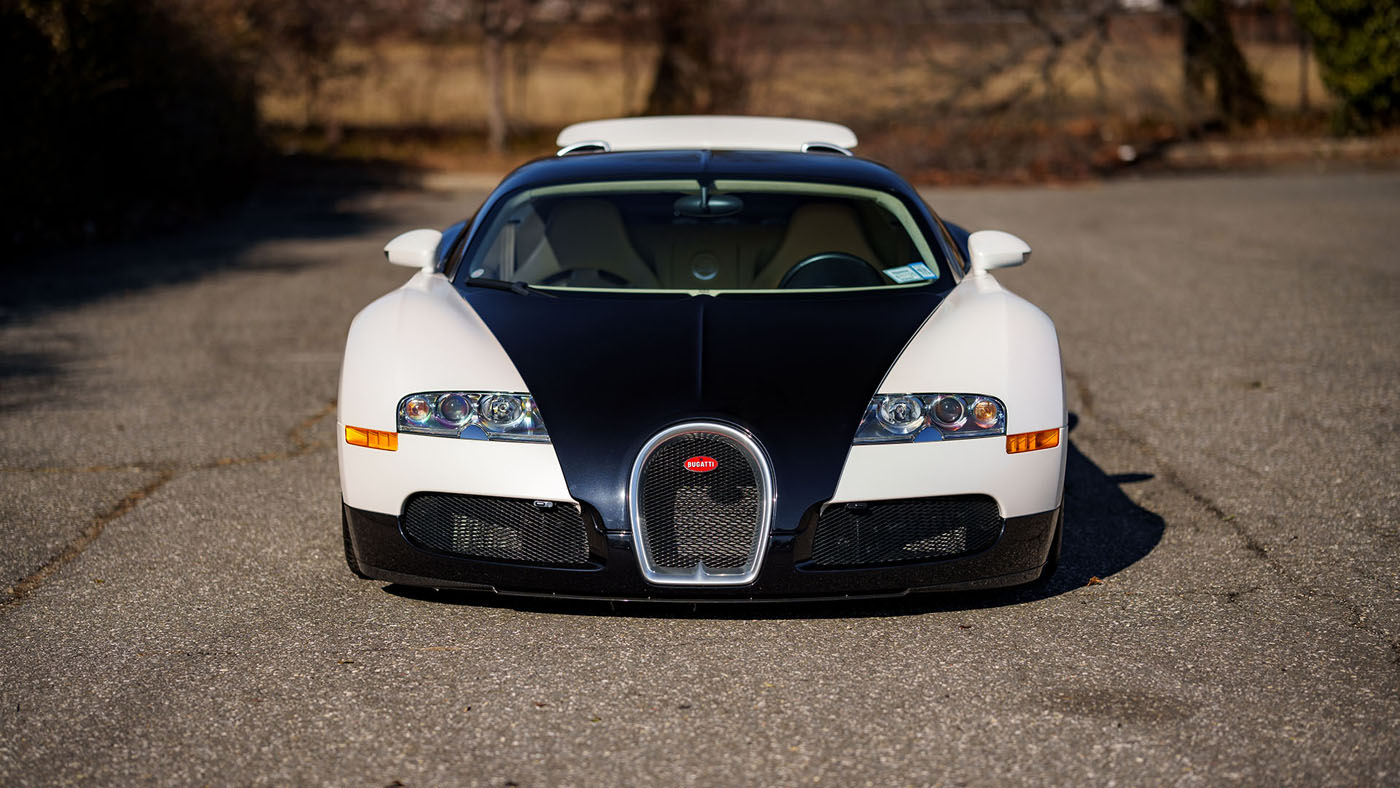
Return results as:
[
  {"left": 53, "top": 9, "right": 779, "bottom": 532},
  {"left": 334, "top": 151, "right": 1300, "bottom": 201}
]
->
[{"left": 338, "top": 116, "right": 1066, "bottom": 599}]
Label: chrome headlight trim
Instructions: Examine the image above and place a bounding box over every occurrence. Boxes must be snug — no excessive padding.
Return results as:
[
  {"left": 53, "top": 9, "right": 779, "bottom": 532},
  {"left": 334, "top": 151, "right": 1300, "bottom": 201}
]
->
[
  {"left": 853, "top": 393, "right": 1006, "bottom": 445},
  {"left": 396, "top": 391, "right": 549, "bottom": 442}
]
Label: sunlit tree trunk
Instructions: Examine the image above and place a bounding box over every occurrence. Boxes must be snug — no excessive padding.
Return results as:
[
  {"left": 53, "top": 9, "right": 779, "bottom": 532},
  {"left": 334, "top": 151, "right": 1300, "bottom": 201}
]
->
[
  {"left": 643, "top": 0, "right": 747, "bottom": 115},
  {"left": 1173, "top": 0, "right": 1267, "bottom": 125},
  {"left": 644, "top": 0, "right": 710, "bottom": 114}
]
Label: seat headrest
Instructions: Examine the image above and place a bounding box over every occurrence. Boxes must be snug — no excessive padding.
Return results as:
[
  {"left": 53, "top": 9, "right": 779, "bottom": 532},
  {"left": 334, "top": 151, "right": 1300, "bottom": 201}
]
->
[
  {"left": 754, "top": 202, "right": 879, "bottom": 289},
  {"left": 544, "top": 199, "right": 659, "bottom": 286}
]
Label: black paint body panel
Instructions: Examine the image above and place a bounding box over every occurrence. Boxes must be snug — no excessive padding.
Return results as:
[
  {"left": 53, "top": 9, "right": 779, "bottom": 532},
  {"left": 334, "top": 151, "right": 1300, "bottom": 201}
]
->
[
  {"left": 453, "top": 149, "right": 963, "bottom": 536},
  {"left": 466, "top": 287, "right": 945, "bottom": 535},
  {"left": 343, "top": 501, "right": 1061, "bottom": 599}
]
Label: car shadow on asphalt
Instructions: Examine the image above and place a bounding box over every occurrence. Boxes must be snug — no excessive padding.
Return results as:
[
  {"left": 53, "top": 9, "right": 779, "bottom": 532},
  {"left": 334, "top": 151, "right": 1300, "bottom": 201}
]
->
[
  {"left": 0, "top": 158, "right": 420, "bottom": 414},
  {"left": 386, "top": 412, "right": 1165, "bottom": 619},
  {"left": 0, "top": 157, "right": 420, "bottom": 400},
  {"left": 2, "top": 158, "right": 422, "bottom": 322}
]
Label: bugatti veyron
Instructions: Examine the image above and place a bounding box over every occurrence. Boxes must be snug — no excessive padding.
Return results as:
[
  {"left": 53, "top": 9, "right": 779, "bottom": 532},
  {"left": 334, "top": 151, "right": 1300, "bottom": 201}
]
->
[{"left": 338, "top": 116, "right": 1066, "bottom": 599}]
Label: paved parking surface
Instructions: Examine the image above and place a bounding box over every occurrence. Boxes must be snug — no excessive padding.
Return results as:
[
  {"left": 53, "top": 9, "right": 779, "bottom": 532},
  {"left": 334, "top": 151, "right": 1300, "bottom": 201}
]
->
[{"left": 1, "top": 170, "right": 1397, "bottom": 785}]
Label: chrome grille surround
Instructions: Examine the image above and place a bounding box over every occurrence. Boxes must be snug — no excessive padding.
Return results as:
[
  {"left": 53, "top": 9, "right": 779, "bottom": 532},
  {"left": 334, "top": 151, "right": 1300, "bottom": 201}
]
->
[{"left": 628, "top": 422, "right": 774, "bottom": 586}]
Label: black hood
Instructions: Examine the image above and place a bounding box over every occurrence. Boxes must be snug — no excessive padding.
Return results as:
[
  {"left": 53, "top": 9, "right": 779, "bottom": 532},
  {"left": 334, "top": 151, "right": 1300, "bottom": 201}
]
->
[{"left": 464, "top": 287, "right": 944, "bottom": 532}]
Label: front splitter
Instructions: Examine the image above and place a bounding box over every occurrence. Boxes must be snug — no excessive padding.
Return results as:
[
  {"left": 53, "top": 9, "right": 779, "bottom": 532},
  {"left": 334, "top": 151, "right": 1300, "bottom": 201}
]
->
[{"left": 343, "top": 502, "right": 1060, "bottom": 601}]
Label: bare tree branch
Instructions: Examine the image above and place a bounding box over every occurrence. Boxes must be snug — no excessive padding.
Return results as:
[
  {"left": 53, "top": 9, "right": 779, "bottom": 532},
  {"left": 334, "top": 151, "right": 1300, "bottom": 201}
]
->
[{"left": 923, "top": 0, "right": 1118, "bottom": 116}]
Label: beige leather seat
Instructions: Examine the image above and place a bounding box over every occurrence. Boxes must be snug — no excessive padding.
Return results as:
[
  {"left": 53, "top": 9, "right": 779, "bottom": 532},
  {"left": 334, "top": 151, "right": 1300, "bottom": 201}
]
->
[
  {"left": 752, "top": 202, "right": 881, "bottom": 289},
  {"left": 515, "top": 199, "right": 660, "bottom": 287}
]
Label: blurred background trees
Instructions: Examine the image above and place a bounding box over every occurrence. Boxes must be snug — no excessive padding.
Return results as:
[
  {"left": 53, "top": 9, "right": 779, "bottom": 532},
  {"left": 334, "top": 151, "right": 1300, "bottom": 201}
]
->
[
  {"left": 6, "top": 0, "right": 1396, "bottom": 255},
  {"left": 470, "top": 0, "right": 567, "bottom": 153},
  {"left": 1293, "top": 0, "right": 1400, "bottom": 131}
]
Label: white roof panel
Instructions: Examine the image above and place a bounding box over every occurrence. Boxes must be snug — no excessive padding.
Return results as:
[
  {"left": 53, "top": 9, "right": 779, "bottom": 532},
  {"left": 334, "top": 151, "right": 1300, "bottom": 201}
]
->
[{"left": 556, "top": 116, "right": 858, "bottom": 153}]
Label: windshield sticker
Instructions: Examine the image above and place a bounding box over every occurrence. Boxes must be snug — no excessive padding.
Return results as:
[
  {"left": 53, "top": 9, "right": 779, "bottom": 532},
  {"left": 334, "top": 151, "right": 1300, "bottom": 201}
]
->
[
  {"left": 883, "top": 263, "right": 937, "bottom": 283},
  {"left": 882, "top": 265, "right": 921, "bottom": 283},
  {"left": 908, "top": 262, "right": 938, "bottom": 280}
]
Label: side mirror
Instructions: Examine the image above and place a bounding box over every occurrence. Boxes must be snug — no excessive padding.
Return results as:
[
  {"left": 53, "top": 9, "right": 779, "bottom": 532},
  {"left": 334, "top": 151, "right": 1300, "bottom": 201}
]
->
[
  {"left": 384, "top": 228, "right": 443, "bottom": 270},
  {"left": 967, "top": 230, "right": 1031, "bottom": 277}
]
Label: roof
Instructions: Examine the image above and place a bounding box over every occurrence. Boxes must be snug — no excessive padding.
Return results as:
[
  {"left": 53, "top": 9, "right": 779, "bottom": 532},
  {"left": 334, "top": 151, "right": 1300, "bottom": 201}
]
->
[
  {"left": 556, "top": 116, "right": 858, "bottom": 154},
  {"left": 491, "top": 150, "right": 915, "bottom": 200}
]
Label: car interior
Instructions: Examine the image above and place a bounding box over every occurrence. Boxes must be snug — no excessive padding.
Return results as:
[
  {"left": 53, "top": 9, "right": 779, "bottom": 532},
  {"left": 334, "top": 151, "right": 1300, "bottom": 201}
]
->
[{"left": 470, "top": 187, "right": 935, "bottom": 290}]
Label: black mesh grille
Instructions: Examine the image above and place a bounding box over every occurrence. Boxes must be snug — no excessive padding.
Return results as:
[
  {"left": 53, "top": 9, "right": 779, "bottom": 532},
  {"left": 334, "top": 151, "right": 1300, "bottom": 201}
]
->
[
  {"left": 810, "top": 495, "right": 1002, "bottom": 568},
  {"left": 402, "top": 493, "right": 589, "bottom": 567},
  {"left": 639, "top": 432, "right": 760, "bottom": 570}
]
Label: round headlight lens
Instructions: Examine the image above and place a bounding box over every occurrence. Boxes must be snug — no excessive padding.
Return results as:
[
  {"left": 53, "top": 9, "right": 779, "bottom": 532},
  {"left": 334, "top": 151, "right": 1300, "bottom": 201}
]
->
[
  {"left": 479, "top": 394, "right": 524, "bottom": 427},
  {"left": 403, "top": 395, "right": 432, "bottom": 424},
  {"left": 971, "top": 398, "right": 1000, "bottom": 429},
  {"left": 931, "top": 395, "right": 967, "bottom": 429},
  {"left": 436, "top": 393, "right": 472, "bottom": 426},
  {"left": 877, "top": 395, "right": 925, "bottom": 435}
]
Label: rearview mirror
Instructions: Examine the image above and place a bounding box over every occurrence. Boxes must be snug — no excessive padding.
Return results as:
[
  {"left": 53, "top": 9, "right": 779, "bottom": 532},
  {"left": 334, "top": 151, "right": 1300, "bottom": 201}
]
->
[
  {"left": 384, "top": 228, "right": 443, "bottom": 270},
  {"left": 967, "top": 230, "right": 1031, "bottom": 276}
]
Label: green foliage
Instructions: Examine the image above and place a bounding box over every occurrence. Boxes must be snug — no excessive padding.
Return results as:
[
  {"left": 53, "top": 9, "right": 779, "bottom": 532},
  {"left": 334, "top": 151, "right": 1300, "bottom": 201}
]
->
[
  {"left": 1, "top": 0, "right": 261, "bottom": 254},
  {"left": 1293, "top": 0, "right": 1400, "bottom": 131}
]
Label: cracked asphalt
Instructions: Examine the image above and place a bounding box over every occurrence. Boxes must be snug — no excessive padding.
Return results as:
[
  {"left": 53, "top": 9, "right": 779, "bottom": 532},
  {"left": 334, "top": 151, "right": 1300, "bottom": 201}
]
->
[{"left": 1, "top": 169, "right": 1397, "bottom": 786}]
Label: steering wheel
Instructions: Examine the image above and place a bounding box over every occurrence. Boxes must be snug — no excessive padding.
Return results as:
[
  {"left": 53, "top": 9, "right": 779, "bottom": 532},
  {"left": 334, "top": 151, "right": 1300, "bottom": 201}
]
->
[
  {"left": 778, "top": 252, "right": 884, "bottom": 289},
  {"left": 539, "top": 268, "right": 632, "bottom": 287}
]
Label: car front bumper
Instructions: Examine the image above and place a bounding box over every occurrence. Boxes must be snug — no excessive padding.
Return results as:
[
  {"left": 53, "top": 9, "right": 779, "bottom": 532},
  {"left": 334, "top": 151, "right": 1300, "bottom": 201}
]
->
[{"left": 343, "top": 501, "right": 1061, "bottom": 600}]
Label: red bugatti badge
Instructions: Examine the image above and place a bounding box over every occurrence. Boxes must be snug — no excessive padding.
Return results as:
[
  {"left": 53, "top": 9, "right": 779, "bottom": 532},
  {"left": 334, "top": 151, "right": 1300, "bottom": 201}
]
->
[{"left": 683, "top": 456, "right": 718, "bottom": 473}]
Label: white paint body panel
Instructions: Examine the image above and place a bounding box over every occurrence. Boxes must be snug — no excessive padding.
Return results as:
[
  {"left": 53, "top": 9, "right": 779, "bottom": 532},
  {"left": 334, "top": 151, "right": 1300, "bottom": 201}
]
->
[
  {"left": 830, "top": 272, "right": 1067, "bottom": 517},
  {"left": 337, "top": 272, "right": 573, "bottom": 514},
  {"left": 966, "top": 230, "right": 1031, "bottom": 275},
  {"left": 383, "top": 228, "right": 442, "bottom": 270},
  {"left": 339, "top": 432, "right": 571, "bottom": 514},
  {"left": 832, "top": 435, "right": 1065, "bottom": 518},
  {"left": 557, "top": 116, "right": 858, "bottom": 153}
]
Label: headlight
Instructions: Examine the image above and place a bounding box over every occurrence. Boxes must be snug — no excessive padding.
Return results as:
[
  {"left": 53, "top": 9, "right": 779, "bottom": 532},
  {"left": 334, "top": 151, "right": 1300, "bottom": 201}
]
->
[
  {"left": 403, "top": 395, "right": 433, "bottom": 424},
  {"left": 478, "top": 394, "right": 524, "bottom": 428},
  {"left": 436, "top": 393, "right": 472, "bottom": 427},
  {"left": 929, "top": 395, "right": 966, "bottom": 429},
  {"left": 970, "top": 398, "right": 1000, "bottom": 429},
  {"left": 876, "top": 395, "right": 924, "bottom": 434},
  {"left": 396, "top": 391, "right": 549, "bottom": 442},
  {"left": 854, "top": 393, "right": 1005, "bottom": 444}
]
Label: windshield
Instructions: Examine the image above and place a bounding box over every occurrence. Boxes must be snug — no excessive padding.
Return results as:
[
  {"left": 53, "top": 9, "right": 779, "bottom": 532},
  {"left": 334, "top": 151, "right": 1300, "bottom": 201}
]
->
[{"left": 458, "top": 179, "right": 946, "bottom": 293}]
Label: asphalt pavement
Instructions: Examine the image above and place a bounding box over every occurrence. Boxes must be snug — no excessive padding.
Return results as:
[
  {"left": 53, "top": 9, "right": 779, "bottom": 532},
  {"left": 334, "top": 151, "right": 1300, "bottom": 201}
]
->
[{"left": 1, "top": 168, "right": 1397, "bottom": 786}]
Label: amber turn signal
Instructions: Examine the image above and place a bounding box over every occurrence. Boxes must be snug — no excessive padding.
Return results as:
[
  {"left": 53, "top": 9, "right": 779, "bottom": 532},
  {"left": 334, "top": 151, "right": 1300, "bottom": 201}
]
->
[
  {"left": 1006, "top": 428, "right": 1059, "bottom": 454},
  {"left": 345, "top": 425, "right": 398, "bottom": 451}
]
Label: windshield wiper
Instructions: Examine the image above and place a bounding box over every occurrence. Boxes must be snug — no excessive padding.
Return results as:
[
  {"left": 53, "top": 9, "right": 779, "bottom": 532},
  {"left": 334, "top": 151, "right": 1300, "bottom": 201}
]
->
[{"left": 464, "top": 278, "right": 557, "bottom": 298}]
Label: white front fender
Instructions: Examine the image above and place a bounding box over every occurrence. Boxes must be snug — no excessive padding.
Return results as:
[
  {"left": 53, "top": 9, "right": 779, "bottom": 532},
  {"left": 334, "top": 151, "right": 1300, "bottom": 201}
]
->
[
  {"left": 337, "top": 273, "right": 571, "bottom": 514},
  {"left": 881, "top": 274, "right": 1065, "bottom": 435},
  {"left": 831, "top": 274, "right": 1067, "bottom": 517}
]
